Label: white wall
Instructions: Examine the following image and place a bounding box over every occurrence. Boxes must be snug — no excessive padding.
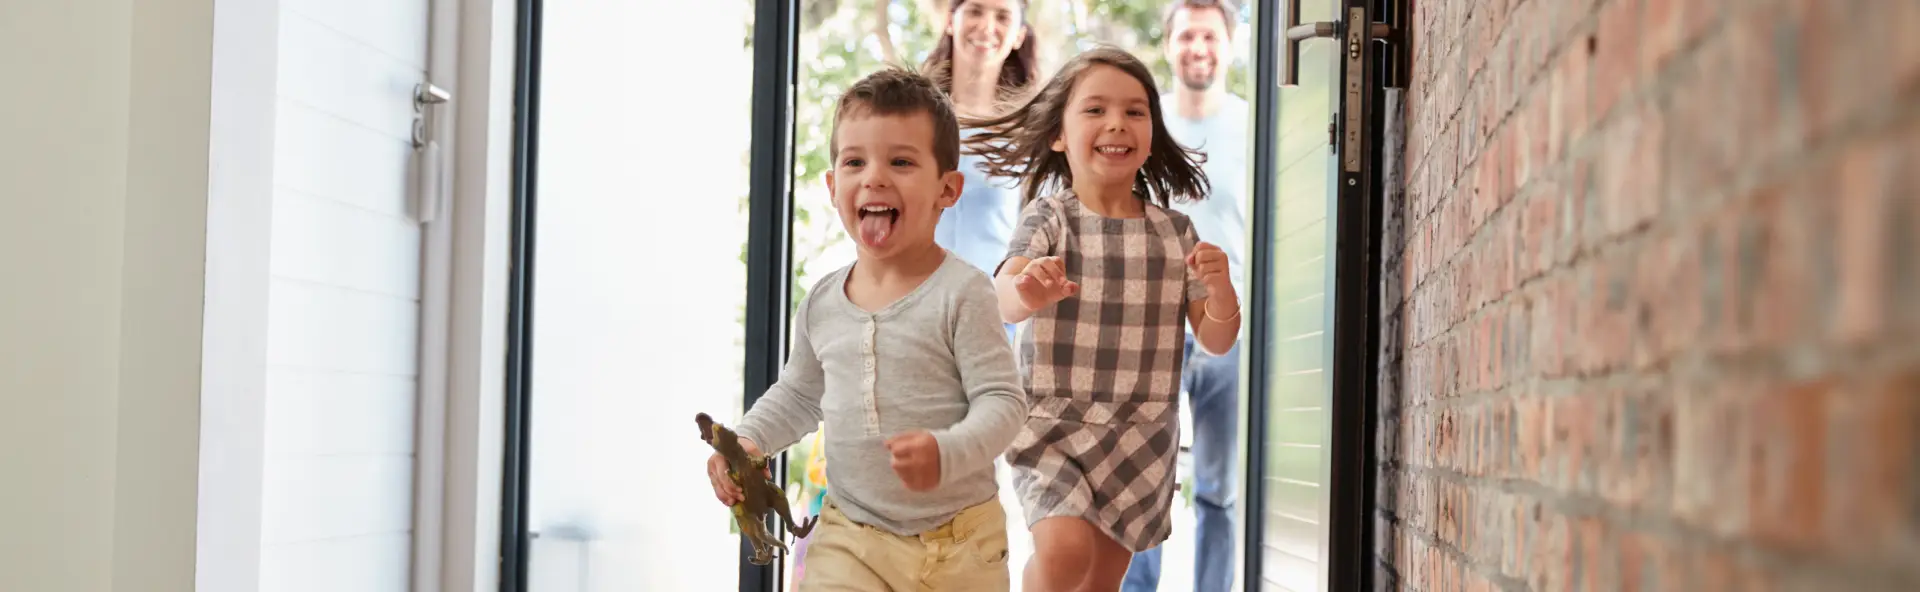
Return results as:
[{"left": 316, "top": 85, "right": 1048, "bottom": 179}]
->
[
  {"left": 0, "top": 0, "right": 213, "bottom": 591},
  {"left": 2, "top": 0, "right": 513, "bottom": 589}
]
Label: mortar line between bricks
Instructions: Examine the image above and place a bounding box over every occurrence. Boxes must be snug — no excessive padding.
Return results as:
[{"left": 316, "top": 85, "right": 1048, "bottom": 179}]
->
[
  {"left": 1411, "top": 9, "right": 1587, "bottom": 227},
  {"left": 1376, "top": 510, "right": 1533, "bottom": 592},
  {"left": 1402, "top": 0, "right": 1751, "bottom": 234},
  {"left": 1412, "top": 0, "right": 1750, "bottom": 234},
  {"left": 1394, "top": 292, "right": 1920, "bottom": 416},
  {"left": 1398, "top": 131, "right": 1745, "bottom": 349},
  {"left": 1384, "top": 464, "right": 1920, "bottom": 590}
]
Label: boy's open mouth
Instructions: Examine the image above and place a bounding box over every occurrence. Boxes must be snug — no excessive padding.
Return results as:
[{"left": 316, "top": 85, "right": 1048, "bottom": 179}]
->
[{"left": 857, "top": 204, "right": 899, "bottom": 248}]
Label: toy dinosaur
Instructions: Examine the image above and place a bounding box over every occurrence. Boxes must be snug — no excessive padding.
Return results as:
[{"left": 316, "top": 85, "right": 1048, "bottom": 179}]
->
[{"left": 696, "top": 412, "right": 818, "bottom": 565}]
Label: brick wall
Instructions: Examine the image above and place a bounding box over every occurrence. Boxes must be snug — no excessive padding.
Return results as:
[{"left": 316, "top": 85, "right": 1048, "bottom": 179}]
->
[{"left": 1376, "top": 0, "right": 1920, "bottom": 589}]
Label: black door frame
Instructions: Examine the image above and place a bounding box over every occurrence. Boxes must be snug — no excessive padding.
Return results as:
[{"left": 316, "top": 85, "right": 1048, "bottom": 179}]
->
[
  {"left": 499, "top": 0, "right": 542, "bottom": 589},
  {"left": 497, "top": 0, "right": 1399, "bottom": 589}
]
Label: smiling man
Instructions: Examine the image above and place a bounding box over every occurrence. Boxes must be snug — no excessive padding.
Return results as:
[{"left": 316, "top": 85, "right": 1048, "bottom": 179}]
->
[{"left": 1124, "top": 1, "right": 1249, "bottom": 591}]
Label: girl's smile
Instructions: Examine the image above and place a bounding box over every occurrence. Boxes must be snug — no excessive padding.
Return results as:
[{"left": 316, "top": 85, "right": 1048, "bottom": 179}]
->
[{"left": 1053, "top": 64, "right": 1154, "bottom": 195}]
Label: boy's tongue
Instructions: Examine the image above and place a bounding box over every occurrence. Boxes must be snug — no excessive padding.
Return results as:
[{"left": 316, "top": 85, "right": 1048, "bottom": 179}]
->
[{"left": 859, "top": 211, "right": 894, "bottom": 248}]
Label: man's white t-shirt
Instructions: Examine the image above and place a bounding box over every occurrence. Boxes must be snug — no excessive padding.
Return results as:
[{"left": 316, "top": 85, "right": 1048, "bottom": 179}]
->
[{"left": 1163, "top": 92, "right": 1252, "bottom": 302}]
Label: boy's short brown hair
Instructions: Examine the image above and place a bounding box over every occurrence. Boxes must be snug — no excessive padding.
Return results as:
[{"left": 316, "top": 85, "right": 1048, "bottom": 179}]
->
[{"left": 830, "top": 67, "right": 961, "bottom": 174}]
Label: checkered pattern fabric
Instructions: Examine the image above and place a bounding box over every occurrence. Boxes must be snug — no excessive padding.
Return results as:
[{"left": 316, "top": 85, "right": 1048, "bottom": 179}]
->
[{"left": 1000, "top": 191, "right": 1209, "bottom": 552}]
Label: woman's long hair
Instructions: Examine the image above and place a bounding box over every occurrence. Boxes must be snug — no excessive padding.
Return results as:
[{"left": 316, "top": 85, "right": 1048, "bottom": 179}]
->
[{"left": 919, "top": 0, "right": 1040, "bottom": 104}]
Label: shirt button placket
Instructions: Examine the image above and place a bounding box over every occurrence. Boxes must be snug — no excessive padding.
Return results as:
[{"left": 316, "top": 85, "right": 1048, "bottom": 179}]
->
[{"left": 864, "top": 318, "right": 879, "bottom": 435}]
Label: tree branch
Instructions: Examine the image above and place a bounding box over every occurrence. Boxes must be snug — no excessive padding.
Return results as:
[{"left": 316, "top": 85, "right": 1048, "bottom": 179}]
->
[{"left": 876, "top": 0, "right": 898, "bottom": 65}]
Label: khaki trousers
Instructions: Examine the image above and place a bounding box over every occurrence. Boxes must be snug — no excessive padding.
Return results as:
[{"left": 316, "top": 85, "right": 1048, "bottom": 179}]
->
[{"left": 798, "top": 498, "right": 1011, "bottom": 592}]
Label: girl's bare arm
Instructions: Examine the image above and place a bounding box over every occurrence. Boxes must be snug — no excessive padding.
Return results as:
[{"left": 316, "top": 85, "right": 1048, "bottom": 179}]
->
[{"left": 1187, "top": 290, "right": 1241, "bottom": 356}]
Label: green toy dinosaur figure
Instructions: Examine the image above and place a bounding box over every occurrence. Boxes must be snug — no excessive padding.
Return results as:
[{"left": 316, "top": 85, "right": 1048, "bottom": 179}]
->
[{"left": 696, "top": 412, "right": 818, "bottom": 565}]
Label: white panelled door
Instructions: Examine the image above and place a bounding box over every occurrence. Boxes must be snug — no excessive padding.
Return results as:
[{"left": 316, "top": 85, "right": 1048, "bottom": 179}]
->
[{"left": 259, "top": 0, "right": 439, "bottom": 590}]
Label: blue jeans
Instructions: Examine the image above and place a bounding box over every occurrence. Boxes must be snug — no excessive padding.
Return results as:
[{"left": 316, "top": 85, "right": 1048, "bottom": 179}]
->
[{"left": 1122, "top": 334, "right": 1239, "bottom": 592}]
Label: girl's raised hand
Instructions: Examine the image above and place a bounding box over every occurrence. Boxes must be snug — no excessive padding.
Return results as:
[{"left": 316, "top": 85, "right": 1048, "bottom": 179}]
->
[
  {"left": 1015, "top": 256, "right": 1079, "bottom": 310},
  {"left": 1187, "top": 242, "right": 1231, "bottom": 294}
]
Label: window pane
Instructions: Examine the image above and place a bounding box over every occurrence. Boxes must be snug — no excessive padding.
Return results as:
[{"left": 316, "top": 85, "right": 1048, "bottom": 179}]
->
[
  {"left": 525, "top": 2, "right": 756, "bottom": 590},
  {"left": 785, "top": 2, "right": 1256, "bottom": 591},
  {"left": 1259, "top": 0, "right": 1340, "bottom": 589}
]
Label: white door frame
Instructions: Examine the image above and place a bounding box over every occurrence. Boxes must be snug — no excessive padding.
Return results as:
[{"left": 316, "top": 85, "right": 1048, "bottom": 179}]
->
[{"left": 413, "top": 0, "right": 518, "bottom": 590}]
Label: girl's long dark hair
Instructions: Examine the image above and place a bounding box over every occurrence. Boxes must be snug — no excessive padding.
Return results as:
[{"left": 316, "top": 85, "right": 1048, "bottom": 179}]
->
[
  {"left": 920, "top": 0, "right": 1040, "bottom": 103},
  {"left": 960, "top": 46, "right": 1209, "bottom": 208}
]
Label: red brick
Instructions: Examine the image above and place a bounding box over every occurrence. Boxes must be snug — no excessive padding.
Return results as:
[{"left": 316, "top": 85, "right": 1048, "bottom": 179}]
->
[
  {"left": 1796, "top": 0, "right": 1886, "bottom": 145},
  {"left": 1897, "top": 128, "right": 1920, "bottom": 335},
  {"left": 1615, "top": 530, "right": 1671, "bottom": 592},
  {"left": 1532, "top": 273, "right": 1578, "bottom": 378},
  {"left": 1657, "top": 53, "right": 1739, "bottom": 212},
  {"left": 1599, "top": 387, "right": 1674, "bottom": 511},
  {"left": 1575, "top": 516, "right": 1615, "bottom": 591},
  {"left": 1547, "top": 36, "right": 1591, "bottom": 162},
  {"left": 1575, "top": 253, "right": 1638, "bottom": 375},
  {"left": 1589, "top": 0, "right": 1641, "bottom": 121},
  {"left": 1824, "top": 132, "right": 1896, "bottom": 344},
  {"left": 1590, "top": 106, "right": 1664, "bottom": 245},
  {"left": 1548, "top": 391, "right": 1602, "bottom": 493},
  {"left": 1548, "top": 0, "right": 1595, "bottom": 51},
  {"left": 1514, "top": 394, "right": 1547, "bottom": 483},
  {"left": 1494, "top": 29, "right": 1520, "bottom": 122},
  {"left": 1511, "top": 95, "right": 1544, "bottom": 192},
  {"left": 1502, "top": 295, "right": 1530, "bottom": 386},
  {"left": 1514, "top": 184, "right": 1556, "bottom": 281},
  {"left": 1696, "top": 201, "right": 1752, "bottom": 354},
  {"left": 1822, "top": 371, "right": 1917, "bottom": 560},
  {"left": 1507, "top": 0, "right": 1549, "bottom": 85},
  {"left": 1674, "top": 382, "right": 1753, "bottom": 536},
  {"left": 1383, "top": 0, "right": 1918, "bottom": 585},
  {"left": 1638, "top": 0, "right": 1683, "bottom": 77},
  {"left": 1712, "top": 183, "right": 1824, "bottom": 352},
  {"left": 1893, "top": 0, "right": 1920, "bottom": 96},
  {"left": 1633, "top": 228, "right": 1703, "bottom": 367},
  {"left": 1524, "top": 506, "right": 1568, "bottom": 590},
  {"left": 1723, "top": 2, "right": 1794, "bottom": 165},
  {"left": 1684, "top": 548, "right": 1776, "bottom": 592},
  {"left": 1747, "top": 380, "right": 1830, "bottom": 551},
  {"left": 1674, "top": 0, "right": 1719, "bottom": 51}
]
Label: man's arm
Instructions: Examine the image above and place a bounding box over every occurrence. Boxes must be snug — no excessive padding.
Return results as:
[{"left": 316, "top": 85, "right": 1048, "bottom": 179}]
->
[{"left": 931, "top": 275, "right": 1029, "bottom": 487}]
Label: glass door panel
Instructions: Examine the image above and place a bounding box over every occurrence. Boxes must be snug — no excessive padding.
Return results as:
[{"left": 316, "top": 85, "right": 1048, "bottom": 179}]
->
[
  {"left": 782, "top": 2, "right": 1259, "bottom": 591},
  {"left": 522, "top": 1, "right": 759, "bottom": 590},
  {"left": 1257, "top": 0, "right": 1341, "bottom": 589}
]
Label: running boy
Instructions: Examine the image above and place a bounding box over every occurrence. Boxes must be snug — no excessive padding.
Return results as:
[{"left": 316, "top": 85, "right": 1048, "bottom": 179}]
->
[
  {"left": 707, "top": 67, "right": 1029, "bottom": 592},
  {"left": 962, "top": 47, "right": 1241, "bottom": 592}
]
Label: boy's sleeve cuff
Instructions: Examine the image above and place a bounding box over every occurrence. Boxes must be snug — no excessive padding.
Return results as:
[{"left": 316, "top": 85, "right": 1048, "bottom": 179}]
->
[
  {"left": 931, "top": 431, "right": 968, "bottom": 488},
  {"left": 731, "top": 424, "right": 770, "bottom": 455}
]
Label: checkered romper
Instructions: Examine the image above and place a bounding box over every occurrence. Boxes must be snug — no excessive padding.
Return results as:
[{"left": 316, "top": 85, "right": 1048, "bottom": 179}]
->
[{"left": 1000, "top": 191, "right": 1209, "bottom": 553}]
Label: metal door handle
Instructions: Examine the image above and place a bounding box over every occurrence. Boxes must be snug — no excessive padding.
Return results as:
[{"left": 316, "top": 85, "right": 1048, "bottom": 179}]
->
[
  {"left": 412, "top": 82, "right": 453, "bottom": 224},
  {"left": 1287, "top": 22, "right": 1335, "bottom": 42},
  {"left": 1281, "top": 4, "right": 1398, "bottom": 87}
]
